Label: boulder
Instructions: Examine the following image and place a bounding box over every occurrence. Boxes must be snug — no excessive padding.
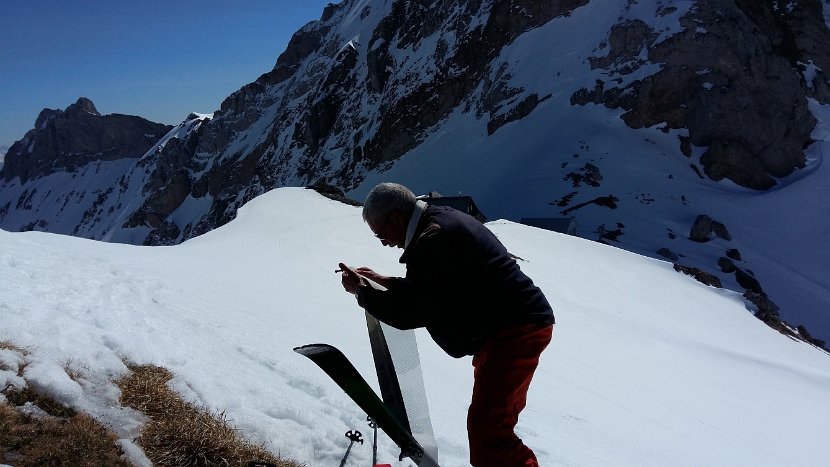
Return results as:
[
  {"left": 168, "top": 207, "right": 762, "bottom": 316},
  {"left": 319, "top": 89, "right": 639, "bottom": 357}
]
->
[
  {"left": 689, "top": 215, "right": 731, "bottom": 242},
  {"left": 735, "top": 269, "right": 763, "bottom": 294},
  {"left": 718, "top": 257, "right": 737, "bottom": 273}
]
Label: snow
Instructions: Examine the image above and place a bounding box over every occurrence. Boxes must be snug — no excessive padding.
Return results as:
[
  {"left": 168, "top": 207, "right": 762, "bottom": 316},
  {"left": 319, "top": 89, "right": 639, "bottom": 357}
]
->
[
  {"left": 139, "top": 113, "right": 210, "bottom": 163},
  {"left": 800, "top": 60, "right": 822, "bottom": 90},
  {"left": 1, "top": 187, "right": 829, "bottom": 467}
]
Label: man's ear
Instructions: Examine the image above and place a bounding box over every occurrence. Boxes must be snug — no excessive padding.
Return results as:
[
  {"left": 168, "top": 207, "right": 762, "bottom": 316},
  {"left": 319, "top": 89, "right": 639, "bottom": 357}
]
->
[{"left": 390, "top": 209, "right": 406, "bottom": 227}]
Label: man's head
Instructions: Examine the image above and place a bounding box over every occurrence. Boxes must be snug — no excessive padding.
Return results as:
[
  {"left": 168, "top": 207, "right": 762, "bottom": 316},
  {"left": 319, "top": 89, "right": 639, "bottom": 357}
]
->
[{"left": 363, "top": 183, "right": 416, "bottom": 248}]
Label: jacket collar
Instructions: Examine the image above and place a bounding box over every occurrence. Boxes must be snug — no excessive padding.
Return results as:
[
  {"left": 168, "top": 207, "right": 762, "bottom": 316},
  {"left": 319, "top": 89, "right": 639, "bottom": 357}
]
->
[{"left": 404, "top": 200, "right": 427, "bottom": 249}]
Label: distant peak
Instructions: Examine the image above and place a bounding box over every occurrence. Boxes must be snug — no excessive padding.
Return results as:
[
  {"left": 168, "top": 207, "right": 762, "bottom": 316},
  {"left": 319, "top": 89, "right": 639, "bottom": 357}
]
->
[{"left": 66, "top": 97, "right": 100, "bottom": 116}]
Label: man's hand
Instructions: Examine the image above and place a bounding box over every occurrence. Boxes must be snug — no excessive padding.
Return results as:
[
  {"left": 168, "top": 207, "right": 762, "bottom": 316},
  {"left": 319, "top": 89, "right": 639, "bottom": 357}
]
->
[
  {"left": 354, "top": 267, "right": 393, "bottom": 288},
  {"left": 338, "top": 263, "right": 367, "bottom": 294}
]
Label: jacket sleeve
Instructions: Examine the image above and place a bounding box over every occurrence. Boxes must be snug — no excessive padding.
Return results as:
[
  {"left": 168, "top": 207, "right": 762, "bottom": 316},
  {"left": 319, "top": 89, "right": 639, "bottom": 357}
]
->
[
  {"left": 356, "top": 225, "right": 446, "bottom": 330},
  {"left": 356, "top": 278, "right": 431, "bottom": 329}
]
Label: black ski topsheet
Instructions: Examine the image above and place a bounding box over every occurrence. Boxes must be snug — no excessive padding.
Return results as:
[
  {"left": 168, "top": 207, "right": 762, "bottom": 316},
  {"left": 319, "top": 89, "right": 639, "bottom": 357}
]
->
[{"left": 294, "top": 343, "right": 439, "bottom": 466}]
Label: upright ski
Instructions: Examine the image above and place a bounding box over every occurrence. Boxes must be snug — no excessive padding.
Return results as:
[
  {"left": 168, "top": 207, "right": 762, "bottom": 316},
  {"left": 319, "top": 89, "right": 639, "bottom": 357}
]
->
[
  {"left": 365, "top": 313, "right": 439, "bottom": 460},
  {"left": 365, "top": 313, "right": 411, "bottom": 431},
  {"left": 294, "top": 343, "right": 440, "bottom": 466}
]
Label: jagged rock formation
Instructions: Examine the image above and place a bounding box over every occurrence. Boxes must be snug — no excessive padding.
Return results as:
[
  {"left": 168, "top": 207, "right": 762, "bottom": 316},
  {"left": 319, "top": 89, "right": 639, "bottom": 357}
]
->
[
  {"left": 27, "top": 0, "right": 591, "bottom": 245},
  {"left": 0, "top": 109, "right": 206, "bottom": 244},
  {"left": 2, "top": 98, "right": 172, "bottom": 183}
]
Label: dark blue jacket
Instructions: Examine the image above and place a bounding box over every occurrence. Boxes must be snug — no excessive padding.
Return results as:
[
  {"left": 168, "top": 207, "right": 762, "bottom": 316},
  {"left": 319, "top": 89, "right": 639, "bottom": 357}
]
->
[{"left": 358, "top": 205, "right": 554, "bottom": 357}]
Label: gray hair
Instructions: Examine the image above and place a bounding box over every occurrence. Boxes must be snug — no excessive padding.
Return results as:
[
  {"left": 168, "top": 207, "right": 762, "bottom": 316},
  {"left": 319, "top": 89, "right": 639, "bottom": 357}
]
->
[{"left": 362, "top": 182, "right": 416, "bottom": 225}]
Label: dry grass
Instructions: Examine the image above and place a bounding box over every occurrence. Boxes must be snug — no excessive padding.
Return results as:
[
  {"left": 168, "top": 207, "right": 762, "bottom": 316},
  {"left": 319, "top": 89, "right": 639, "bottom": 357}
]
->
[
  {"left": 3, "top": 386, "right": 76, "bottom": 418},
  {"left": 2, "top": 339, "right": 304, "bottom": 467},
  {"left": 0, "top": 404, "right": 131, "bottom": 466},
  {"left": 0, "top": 341, "right": 24, "bottom": 352},
  {"left": 118, "top": 364, "right": 302, "bottom": 467},
  {"left": 1, "top": 340, "right": 129, "bottom": 466}
]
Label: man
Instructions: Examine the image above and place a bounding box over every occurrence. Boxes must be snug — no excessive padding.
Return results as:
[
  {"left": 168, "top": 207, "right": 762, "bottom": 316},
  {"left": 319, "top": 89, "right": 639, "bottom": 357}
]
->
[{"left": 339, "top": 182, "right": 554, "bottom": 467}]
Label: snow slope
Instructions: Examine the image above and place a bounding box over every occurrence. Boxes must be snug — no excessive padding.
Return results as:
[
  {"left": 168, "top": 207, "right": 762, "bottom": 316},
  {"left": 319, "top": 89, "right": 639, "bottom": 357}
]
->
[{"left": 1, "top": 188, "right": 828, "bottom": 466}]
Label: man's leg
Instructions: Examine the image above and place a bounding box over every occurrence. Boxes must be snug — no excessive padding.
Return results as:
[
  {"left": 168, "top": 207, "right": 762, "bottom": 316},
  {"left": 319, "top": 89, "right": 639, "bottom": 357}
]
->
[{"left": 467, "top": 323, "right": 553, "bottom": 467}]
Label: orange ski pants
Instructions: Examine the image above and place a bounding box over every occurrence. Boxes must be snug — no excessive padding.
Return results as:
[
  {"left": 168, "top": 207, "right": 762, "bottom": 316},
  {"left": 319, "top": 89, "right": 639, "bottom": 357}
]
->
[{"left": 468, "top": 323, "right": 553, "bottom": 467}]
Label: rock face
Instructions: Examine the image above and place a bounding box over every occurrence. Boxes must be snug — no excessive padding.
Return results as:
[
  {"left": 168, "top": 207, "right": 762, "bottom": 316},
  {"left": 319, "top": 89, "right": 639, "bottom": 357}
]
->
[
  {"left": 2, "top": 98, "right": 172, "bottom": 183},
  {"left": 572, "top": 0, "right": 830, "bottom": 190},
  {"left": 37, "top": 0, "right": 589, "bottom": 245}
]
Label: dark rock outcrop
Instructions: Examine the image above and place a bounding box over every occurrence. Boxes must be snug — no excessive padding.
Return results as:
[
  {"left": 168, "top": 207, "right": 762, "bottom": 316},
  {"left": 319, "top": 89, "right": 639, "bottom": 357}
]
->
[
  {"left": 735, "top": 269, "right": 763, "bottom": 294},
  {"left": 1, "top": 98, "right": 172, "bottom": 183},
  {"left": 689, "top": 215, "right": 731, "bottom": 242},
  {"left": 718, "top": 257, "right": 738, "bottom": 273},
  {"left": 673, "top": 263, "right": 723, "bottom": 288},
  {"left": 573, "top": 0, "right": 829, "bottom": 189},
  {"left": 308, "top": 180, "right": 361, "bottom": 207}
]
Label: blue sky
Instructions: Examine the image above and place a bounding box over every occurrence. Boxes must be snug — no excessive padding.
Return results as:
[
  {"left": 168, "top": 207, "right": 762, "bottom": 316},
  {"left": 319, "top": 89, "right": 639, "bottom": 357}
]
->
[{"left": 0, "top": 0, "right": 338, "bottom": 148}]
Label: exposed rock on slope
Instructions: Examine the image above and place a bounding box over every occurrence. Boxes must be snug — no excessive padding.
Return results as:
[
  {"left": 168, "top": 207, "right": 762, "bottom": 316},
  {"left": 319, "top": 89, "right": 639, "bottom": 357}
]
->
[{"left": 572, "top": 0, "right": 830, "bottom": 189}]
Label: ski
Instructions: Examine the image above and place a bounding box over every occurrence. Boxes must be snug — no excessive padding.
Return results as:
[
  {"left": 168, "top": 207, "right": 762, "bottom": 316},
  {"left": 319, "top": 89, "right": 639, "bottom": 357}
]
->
[
  {"left": 365, "top": 312, "right": 411, "bottom": 432},
  {"left": 364, "top": 313, "right": 439, "bottom": 460},
  {"left": 294, "top": 343, "right": 440, "bottom": 466}
]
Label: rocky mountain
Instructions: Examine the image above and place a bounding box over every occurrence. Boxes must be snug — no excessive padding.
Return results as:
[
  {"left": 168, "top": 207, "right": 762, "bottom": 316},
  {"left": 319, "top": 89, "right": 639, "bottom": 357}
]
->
[
  {"left": 1, "top": 0, "right": 829, "bottom": 345},
  {"left": 2, "top": 98, "right": 172, "bottom": 184}
]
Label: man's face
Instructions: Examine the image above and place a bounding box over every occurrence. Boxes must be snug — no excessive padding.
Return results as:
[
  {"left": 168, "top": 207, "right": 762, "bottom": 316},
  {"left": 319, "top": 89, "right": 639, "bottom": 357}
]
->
[{"left": 369, "top": 210, "right": 406, "bottom": 248}]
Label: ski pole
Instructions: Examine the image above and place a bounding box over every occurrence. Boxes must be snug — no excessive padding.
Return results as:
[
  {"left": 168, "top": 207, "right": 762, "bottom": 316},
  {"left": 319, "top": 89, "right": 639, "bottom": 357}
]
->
[
  {"left": 368, "top": 416, "right": 378, "bottom": 465},
  {"left": 339, "top": 429, "right": 363, "bottom": 467}
]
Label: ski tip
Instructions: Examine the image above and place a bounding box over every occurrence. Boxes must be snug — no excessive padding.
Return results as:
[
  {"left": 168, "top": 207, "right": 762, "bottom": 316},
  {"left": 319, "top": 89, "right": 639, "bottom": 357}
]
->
[{"left": 293, "top": 343, "right": 338, "bottom": 356}]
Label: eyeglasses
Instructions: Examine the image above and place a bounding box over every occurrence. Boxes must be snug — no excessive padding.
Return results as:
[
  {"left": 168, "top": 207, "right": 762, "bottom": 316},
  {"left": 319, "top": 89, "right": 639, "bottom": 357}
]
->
[{"left": 374, "top": 212, "right": 393, "bottom": 241}]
